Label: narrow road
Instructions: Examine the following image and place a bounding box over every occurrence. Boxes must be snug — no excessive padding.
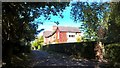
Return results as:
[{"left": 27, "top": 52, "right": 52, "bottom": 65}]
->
[{"left": 26, "top": 50, "right": 109, "bottom": 68}]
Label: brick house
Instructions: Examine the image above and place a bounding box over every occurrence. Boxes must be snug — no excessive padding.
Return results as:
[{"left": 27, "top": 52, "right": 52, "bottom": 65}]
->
[{"left": 43, "top": 26, "right": 81, "bottom": 44}]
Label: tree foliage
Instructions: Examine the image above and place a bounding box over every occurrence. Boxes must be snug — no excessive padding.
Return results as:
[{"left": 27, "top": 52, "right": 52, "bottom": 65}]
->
[
  {"left": 105, "top": 2, "right": 120, "bottom": 43},
  {"left": 2, "top": 3, "right": 37, "bottom": 67},
  {"left": 2, "top": 2, "right": 68, "bottom": 67},
  {"left": 76, "top": 35, "right": 82, "bottom": 42},
  {"left": 70, "top": 2, "right": 110, "bottom": 41},
  {"left": 31, "top": 36, "right": 44, "bottom": 50}
]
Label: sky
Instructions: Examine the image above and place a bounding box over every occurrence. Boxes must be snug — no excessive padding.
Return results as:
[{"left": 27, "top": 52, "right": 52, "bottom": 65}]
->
[
  {"left": 33, "top": 0, "right": 110, "bottom": 36},
  {"left": 35, "top": 4, "right": 82, "bottom": 36}
]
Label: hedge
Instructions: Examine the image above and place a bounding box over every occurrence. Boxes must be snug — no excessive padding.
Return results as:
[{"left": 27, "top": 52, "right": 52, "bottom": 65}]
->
[
  {"left": 42, "top": 41, "right": 97, "bottom": 59},
  {"left": 104, "top": 43, "right": 120, "bottom": 67}
]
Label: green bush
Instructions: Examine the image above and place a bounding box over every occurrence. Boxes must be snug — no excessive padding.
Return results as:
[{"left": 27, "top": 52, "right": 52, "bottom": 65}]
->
[
  {"left": 104, "top": 43, "right": 120, "bottom": 67},
  {"left": 105, "top": 43, "right": 120, "bottom": 62},
  {"left": 42, "top": 41, "right": 96, "bottom": 59}
]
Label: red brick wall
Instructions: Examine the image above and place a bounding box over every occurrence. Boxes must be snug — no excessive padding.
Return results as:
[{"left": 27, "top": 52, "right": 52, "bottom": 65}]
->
[
  {"left": 55, "top": 28, "right": 60, "bottom": 43},
  {"left": 59, "top": 32, "right": 67, "bottom": 43},
  {"left": 44, "top": 26, "right": 69, "bottom": 44},
  {"left": 55, "top": 28, "right": 67, "bottom": 43},
  {"left": 53, "top": 26, "right": 68, "bottom": 43}
]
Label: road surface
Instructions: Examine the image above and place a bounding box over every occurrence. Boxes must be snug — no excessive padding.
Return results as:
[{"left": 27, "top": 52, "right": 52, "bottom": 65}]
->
[{"left": 24, "top": 50, "right": 109, "bottom": 68}]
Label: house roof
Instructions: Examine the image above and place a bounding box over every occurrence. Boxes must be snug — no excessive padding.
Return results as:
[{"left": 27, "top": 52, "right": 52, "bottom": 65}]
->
[
  {"left": 43, "top": 30, "right": 56, "bottom": 38},
  {"left": 43, "top": 26, "right": 80, "bottom": 38},
  {"left": 58, "top": 26, "right": 80, "bottom": 32},
  {"left": 43, "top": 31, "right": 52, "bottom": 38}
]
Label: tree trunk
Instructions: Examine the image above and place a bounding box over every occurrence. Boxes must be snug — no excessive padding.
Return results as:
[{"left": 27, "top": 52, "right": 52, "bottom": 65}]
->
[{"left": 94, "top": 41, "right": 104, "bottom": 62}]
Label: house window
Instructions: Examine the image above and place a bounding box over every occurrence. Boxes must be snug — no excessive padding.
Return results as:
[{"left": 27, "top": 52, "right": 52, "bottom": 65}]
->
[{"left": 69, "top": 35, "right": 75, "bottom": 37}]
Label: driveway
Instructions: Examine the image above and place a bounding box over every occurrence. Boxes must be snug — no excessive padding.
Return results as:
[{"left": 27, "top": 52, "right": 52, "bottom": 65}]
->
[{"left": 25, "top": 50, "right": 109, "bottom": 68}]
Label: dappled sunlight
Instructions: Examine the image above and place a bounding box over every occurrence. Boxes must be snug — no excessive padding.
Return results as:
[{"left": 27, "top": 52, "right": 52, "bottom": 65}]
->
[
  {"left": 2, "top": 1, "right": 120, "bottom": 68},
  {"left": 22, "top": 50, "right": 109, "bottom": 67}
]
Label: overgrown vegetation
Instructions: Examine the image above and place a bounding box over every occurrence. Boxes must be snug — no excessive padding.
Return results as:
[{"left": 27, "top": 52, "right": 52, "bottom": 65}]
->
[
  {"left": 2, "top": 1, "right": 120, "bottom": 67},
  {"left": 76, "top": 35, "right": 82, "bottom": 42},
  {"left": 2, "top": 2, "right": 68, "bottom": 67},
  {"left": 42, "top": 41, "right": 96, "bottom": 59},
  {"left": 71, "top": 2, "right": 110, "bottom": 41},
  {"left": 31, "top": 36, "right": 44, "bottom": 50},
  {"left": 104, "top": 43, "right": 120, "bottom": 68}
]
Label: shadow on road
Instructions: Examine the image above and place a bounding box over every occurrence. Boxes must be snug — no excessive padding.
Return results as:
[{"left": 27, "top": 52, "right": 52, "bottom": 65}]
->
[{"left": 22, "top": 50, "right": 110, "bottom": 68}]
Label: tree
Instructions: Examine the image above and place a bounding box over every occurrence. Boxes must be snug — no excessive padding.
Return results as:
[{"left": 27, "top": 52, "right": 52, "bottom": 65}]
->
[
  {"left": 2, "top": 3, "right": 37, "bottom": 67},
  {"left": 31, "top": 36, "right": 44, "bottom": 50},
  {"left": 76, "top": 35, "right": 82, "bottom": 42},
  {"left": 105, "top": 2, "right": 120, "bottom": 43},
  {"left": 2, "top": 2, "right": 69, "bottom": 67},
  {"left": 70, "top": 2, "right": 110, "bottom": 41},
  {"left": 31, "top": 40, "right": 38, "bottom": 50}
]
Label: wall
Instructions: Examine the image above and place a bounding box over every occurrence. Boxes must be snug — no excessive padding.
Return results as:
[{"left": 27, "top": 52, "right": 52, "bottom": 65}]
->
[
  {"left": 59, "top": 32, "right": 67, "bottom": 43},
  {"left": 55, "top": 28, "right": 60, "bottom": 43},
  {"left": 67, "top": 32, "right": 77, "bottom": 42}
]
